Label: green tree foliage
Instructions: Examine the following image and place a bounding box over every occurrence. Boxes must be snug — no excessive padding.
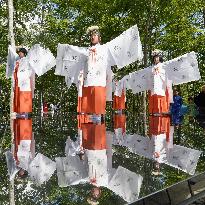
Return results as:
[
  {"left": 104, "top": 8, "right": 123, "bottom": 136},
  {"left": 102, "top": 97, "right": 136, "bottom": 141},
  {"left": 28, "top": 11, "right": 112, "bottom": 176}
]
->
[{"left": 1, "top": 0, "right": 204, "bottom": 116}]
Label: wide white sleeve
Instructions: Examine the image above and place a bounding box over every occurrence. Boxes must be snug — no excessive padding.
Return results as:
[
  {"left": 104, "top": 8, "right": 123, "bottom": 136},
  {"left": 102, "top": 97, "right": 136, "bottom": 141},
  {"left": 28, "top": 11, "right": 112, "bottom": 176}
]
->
[
  {"left": 56, "top": 44, "right": 88, "bottom": 89},
  {"left": 27, "top": 44, "right": 56, "bottom": 76},
  {"left": 126, "top": 66, "right": 152, "bottom": 94},
  {"left": 108, "top": 166, "right": 143, "bottom": 203},
  {"left": 106, "top": 24, "right": 143, "bottom": 69},
  {"left": 5, "top": 151, "right": 20, "bottom": 181},
  {"left": 167, "top": 145, "right": 202, "bottom": 175},
  {"left": 28, "top": 153, "right": 56, "bottom": 185},
  {"left": 55, "top": 44, "right": 87, "bottom": 76},
  {"left": 6, "top": 45, "right": 18, "bottom": 78},
  {"left": 163, "top": 52, "right": 200, "bottom": 85},
  {"left": 55, "top": 156, "right": 88, "bottom": 187}
]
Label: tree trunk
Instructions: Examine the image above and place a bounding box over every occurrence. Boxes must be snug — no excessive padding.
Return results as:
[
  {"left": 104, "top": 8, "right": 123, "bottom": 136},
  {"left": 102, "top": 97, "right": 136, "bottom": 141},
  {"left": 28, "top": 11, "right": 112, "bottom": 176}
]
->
[
  {"left": 8, "top": 0, "right": 15, "bottom": 48},
  {"left": 9, "top": 179, "right": 15, "bottom": 205},
  {"left": 8, "top": 0, "right": 16, "bottom": 204}
]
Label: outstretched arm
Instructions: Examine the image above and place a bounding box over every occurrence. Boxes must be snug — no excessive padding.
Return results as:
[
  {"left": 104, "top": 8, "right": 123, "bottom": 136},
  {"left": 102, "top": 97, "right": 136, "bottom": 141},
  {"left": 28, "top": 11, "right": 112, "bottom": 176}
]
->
[
  {"left": 55, "top": 44, "right": 88, "bottom": 89},
  {"left": 27, "top": 44, "right": 56, "bottom": 76},
  {"left": 106, "top": 24, "right": 143, "bottom": 69},
  {"left": 163, "top": 52, "right": 200, "bottom": 85},
  {"left": 118, "top": 66, "right": 152, "bottom": 94}
]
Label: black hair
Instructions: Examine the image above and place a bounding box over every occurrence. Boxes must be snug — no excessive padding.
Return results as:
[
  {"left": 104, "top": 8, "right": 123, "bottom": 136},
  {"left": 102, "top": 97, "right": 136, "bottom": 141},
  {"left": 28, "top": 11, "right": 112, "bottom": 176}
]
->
[
  {"left": 17, "top": 169, "right": 28, "bottom": 179},
  {"left": 152, "top": 55, "right": 163, "bottom": 63},
  {"left": 18, "top": 48, "right": 28, "bottom": 56}
]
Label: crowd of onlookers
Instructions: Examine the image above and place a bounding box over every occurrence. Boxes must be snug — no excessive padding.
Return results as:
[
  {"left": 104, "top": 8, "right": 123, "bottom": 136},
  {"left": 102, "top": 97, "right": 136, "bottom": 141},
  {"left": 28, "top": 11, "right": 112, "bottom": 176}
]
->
[{"left": 171, "top": 85, "right": 205, "bottom": 127}]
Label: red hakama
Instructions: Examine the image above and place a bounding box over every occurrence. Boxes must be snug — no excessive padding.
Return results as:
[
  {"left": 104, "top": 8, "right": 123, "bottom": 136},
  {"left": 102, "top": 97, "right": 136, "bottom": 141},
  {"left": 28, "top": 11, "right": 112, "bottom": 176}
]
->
[
  {"left": 13, "top": 62, "right": 32, "bottom": 113},
  {"left": 148, "top": 87, "right": 170, "bottom": 114}
]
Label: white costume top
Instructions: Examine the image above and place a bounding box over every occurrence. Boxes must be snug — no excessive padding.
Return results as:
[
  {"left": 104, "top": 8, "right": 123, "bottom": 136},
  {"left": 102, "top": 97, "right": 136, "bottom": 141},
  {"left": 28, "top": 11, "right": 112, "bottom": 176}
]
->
[
  {"left": 113, "top": 131, "right": 202, "bottom": 175},
  {"left": 121, "top": 51, "right": 200, "bottom": 96},
  {"left": 151, "top": 62, "right": 166, "bottom": 96},
  {"left": 55, "top": 156, "right": 88, "bottom": 187},
  {"left": 55, "top": 132, "right": 143, "bottom": 203},
  {"left": 7, "top": 44, "right": 55, "bottom": 93},
  {"left": 55, "top": 24, "right": 143, "bottom": 88},
  {"left": 17, "top": 136, "right": 35, "bottom": 171}
]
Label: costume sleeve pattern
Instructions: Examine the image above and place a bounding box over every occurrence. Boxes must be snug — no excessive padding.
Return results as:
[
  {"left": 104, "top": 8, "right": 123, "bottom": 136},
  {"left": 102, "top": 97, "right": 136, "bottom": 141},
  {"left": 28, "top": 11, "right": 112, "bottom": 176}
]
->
[
  {"left": 27, "top": 44, "right": 56, "bottom": 76},
  {"left": 106, "top": 24, "right": 143, "bottom": 69},
  {"left": 56, "top": 44, "right": 87, "bottom": 88},
  {"left": 163, "top": 51, "right": 200, "bottom": 85}
]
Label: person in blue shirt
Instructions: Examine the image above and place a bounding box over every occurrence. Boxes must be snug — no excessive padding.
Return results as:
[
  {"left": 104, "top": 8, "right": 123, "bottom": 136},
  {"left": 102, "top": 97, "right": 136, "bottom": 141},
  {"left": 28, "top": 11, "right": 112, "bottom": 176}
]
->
[{"left": 171, "top": 89, "right": 183, "bottom": 126}]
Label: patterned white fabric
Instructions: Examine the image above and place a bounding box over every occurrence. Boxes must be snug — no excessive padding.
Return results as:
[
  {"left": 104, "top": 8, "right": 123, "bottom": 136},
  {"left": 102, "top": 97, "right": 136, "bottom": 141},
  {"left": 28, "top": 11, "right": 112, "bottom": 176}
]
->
[
  {"left": 76, "top": 70, "right": 84, "bottom": 97},
  {"left": 113, "top": 80, "right": 124, "bottom": 97},
  {"left": 106, "top": 68, "right": 114, "bottom": 101},
  {"left": 55, "top": 156, "right": 88, "bottom": 187},
  {"left": 28, "top": 153, "right": 56, "bottom": 185},
  {"left": 65, "top": 134, "right": 82, "bottom": 157},
  {"left": 108, "top": 166, "right": 143, "bottom": 203},
  {"left": 167, "top": 145, "right": 202, "bottom": 175},
  {"left": 126, "top": 66, "right": 152, "bottom": 94},
  {"left": 5, "top": 151, "right": 20, "bottom": 181},
  {"left": 27, "top": 44, "right": 56, "bottom": 76},
  {"left": 55, "top": 44, "right": 87, "bottom": 76},
  {"left": 17, "top": 140, "right": 32, "bottom": 171},
  {"left": 113, "top": 132, "right": 202, "bottom": 175},
  {"left": 163, "top": 51, "right": 200, "bottom": 85},
  {"left": 106, "top": 24, "right": 143, "bottom": 68},
  {"left": 122, "top": 51, "right": 200, "bottom": 95},
  {"left": 86, "top": 149, "right": 109, "bottom": 187},
  {"left": 150, "top": 134, "right": 167, "bottom": 163},
  {"left": 150, "top": 63, "right": 166, "bottom": 96},
  {"left": 55, "top": 24, "right": 143, "bottom": 88},
  {"left": 17, "top": 57, "right": 33, "bottom": 91},
  {"left": 167, "top": 79, "right": 173, "bottom": 103}
]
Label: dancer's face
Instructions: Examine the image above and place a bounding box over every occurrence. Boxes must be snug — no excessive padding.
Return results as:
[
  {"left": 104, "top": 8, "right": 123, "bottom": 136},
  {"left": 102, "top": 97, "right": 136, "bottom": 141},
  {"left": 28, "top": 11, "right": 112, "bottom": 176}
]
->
[
  {"left": 91, "top": 34, "right": 100, "bottom": 45},
  {"left": 154, "top": 56, "right": 160, "bottom": 65},
  {"left": 91, "top": 187, "right": 101, "bottom": 198},
  {"left": 18, "top": 51, "right": 25, "bottom": 59}
]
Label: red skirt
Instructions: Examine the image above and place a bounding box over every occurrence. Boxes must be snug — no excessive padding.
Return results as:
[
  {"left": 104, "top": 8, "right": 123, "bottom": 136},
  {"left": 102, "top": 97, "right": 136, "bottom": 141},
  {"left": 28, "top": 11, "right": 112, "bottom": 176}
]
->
[
  {"left": 148, "top": 88, "right": 170, "bottom": 114},
  {"left": 81, "top": 123, "right": 106, "bottom": 150},
  {"left": 113, "top": 114, "right": 126, "bottom": 134},
  {"left": 113, "top": 91, "right": 126, "bottom": 110},
  {"left": 13, "top": 118, "right": 32, "bottom": 162},
  {"left": 80, "top": 86, "right": 106, "bottom": 114},
  {"left": 149, "top": 116, "right": 170, "bottom": 141},
  {"left": 13, "top": 62, "right": 32, "bottom": 113}
]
